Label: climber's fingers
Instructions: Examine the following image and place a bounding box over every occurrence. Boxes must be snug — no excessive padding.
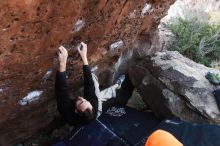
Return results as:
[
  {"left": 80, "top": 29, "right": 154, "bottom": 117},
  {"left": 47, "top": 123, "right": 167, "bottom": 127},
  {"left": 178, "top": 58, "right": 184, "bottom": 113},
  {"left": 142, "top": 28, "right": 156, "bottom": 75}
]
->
[
  {"left": 58, "top": 46, "right": 66, "bottom": 53},
  {"left": 57, "top": 46, "right": 68, "bottom": 62}
]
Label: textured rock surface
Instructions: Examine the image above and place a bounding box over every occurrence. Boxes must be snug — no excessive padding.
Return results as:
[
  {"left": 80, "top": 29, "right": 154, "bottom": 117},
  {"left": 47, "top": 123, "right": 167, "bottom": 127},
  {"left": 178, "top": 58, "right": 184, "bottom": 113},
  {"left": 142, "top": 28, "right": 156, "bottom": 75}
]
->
[
  {"left": 130, "top": 51, "right": 220, "bottom": 124},
  {"left": 0, "top": 0, "right": 174, "bottom": 145}
]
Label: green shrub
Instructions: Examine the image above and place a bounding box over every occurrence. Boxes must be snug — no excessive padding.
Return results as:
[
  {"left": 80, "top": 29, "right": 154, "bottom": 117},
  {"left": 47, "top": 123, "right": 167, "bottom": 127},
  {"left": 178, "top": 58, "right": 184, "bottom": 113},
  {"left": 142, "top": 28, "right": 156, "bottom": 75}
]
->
[{"left": 167, "top": 18, "right": 220, "bottom": 66}]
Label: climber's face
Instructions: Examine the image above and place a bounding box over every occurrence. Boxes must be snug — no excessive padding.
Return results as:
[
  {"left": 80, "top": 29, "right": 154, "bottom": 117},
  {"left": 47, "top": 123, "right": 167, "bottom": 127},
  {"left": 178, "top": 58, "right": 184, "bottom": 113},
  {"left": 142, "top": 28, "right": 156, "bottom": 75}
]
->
[{"left": 75, "top": 96, "right": 93, "bottom": 113}]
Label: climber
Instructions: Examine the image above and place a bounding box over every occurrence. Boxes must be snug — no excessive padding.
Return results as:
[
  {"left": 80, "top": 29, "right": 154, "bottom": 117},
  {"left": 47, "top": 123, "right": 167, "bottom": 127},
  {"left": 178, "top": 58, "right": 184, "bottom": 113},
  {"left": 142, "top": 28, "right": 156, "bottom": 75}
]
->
[{"left": 55, "top": 42, "right": 133, "bottom": 126}]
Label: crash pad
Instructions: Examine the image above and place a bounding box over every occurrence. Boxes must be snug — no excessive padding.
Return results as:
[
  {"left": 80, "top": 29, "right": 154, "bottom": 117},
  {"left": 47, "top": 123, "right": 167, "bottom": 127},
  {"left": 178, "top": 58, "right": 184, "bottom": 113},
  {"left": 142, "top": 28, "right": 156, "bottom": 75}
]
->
[
  {"left": 62, "top": 119, "right": 127, "bottom": 146},
  {"left": 154, "top": 119, "right": 220, "bottom": 146},
  {"left": 99, "top": 106, "right": 162, "bottom": 145},
  {"left": 54, "top": 105, "right": 220, "bottom": 146},
  {"left": 53, "top": 106, "right": 161, "bottom": 146}
]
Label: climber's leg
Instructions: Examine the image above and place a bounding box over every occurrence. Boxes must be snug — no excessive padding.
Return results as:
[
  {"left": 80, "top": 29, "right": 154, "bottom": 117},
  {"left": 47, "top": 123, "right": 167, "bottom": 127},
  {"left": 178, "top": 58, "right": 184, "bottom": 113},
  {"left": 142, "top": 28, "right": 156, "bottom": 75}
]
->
[
  {"left": 99, "top": 84, "right": 119, "bottom": 101},
  {"left": 116, "top": 74, "right": 135, "bottom": 105}
]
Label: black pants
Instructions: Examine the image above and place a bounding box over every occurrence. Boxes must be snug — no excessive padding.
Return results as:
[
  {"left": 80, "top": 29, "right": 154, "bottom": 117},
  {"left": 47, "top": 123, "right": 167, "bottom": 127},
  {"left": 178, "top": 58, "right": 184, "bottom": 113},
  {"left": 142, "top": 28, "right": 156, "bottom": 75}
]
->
[{"left": 102, "top": 75, "right": 135, "bottom": 110}]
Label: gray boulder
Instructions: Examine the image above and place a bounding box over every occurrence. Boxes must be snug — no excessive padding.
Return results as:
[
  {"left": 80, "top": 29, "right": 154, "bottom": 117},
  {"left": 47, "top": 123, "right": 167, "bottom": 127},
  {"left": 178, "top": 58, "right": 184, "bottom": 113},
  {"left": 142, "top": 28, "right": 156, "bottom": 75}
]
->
[{"left": 129, "top": 51, "right": 220, "bottom": 124}]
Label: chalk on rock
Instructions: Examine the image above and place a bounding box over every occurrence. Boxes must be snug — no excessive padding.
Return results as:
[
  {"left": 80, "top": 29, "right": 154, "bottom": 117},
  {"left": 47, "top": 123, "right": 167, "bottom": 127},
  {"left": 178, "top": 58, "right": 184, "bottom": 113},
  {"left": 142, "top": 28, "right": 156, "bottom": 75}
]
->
[
  {"left": 73, "top": 18, "right": 85, "bottom": 32},
  {"left": 129, "top": 10, "right": 137, "bottom": 19},
  {"left": 109, "top": 40, "right": 124, "bottom": 51},
  {"left": 91, "top": 65, "right": 98, "bottom": 72},
  {"left": 42, "top": 68, "right": 53, "bottom": 83},
  {"left": 141, "top": 3, "right": 152, "bottom": 17},
  {"left": 19, "top": 90, "right": 43, "bottom": 106}
]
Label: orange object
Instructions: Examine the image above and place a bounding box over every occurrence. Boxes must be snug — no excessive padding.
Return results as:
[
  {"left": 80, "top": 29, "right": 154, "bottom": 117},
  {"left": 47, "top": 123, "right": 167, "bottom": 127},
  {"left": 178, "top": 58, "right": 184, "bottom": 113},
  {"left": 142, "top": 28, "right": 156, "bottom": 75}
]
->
[{"left": 145, "top": 130, "right": 183, "bottom": 146}]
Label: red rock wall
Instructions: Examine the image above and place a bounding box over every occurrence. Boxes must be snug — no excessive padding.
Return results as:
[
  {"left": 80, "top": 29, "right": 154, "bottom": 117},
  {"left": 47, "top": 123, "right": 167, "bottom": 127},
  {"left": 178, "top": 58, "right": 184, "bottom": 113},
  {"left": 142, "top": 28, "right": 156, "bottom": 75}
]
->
[{"left": 0, "top": 0, "right": 174, "bottom": 145}]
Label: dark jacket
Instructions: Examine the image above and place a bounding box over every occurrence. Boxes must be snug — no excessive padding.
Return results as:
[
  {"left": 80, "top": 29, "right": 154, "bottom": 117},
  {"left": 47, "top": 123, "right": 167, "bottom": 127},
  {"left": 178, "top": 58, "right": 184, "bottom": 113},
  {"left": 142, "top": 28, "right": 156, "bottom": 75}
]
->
[{"left": 55, "top": 65, "right": 98, "bottom": 126}]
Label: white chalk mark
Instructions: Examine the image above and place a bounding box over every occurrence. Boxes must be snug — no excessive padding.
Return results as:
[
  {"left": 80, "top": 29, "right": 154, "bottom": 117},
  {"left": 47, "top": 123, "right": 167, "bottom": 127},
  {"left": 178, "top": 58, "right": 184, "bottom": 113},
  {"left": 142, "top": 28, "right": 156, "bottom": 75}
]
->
[
  {"left": 45, "top": 70, "right": 52, "bottom": 76},
  {"left": 141, "top": 3, "right": 152, "bottom": 17},
  {"left": 129, "top": 10, "right": 137, "bottom": 19},
  {"left": 105, "top": 107, "right": 126, "bottom": 117},
  {"left": 91, "top": 65, "right": 98, "bottom": 72},
  {"left": 42, "top": 68, "right": 53, "bottom": 83},
  {"left": 73, "top": 18, "right": 85, "bottom": 32},
  {"left": 19, "top": 90, "right": 43, "bottom": 106},
  {"left": 109, "top": 40, "right": 124, "bottom": 51}
]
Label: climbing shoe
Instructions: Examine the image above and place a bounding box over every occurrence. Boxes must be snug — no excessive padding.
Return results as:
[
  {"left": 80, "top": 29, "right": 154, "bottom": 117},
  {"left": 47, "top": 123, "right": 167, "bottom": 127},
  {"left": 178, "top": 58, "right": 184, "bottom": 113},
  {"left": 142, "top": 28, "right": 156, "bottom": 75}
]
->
[
  {"left": 116, "top": 75, "right": 126, "bottom": 89},
  {"left": 205, "top": 71, "right": 220, "bottom": 85}
]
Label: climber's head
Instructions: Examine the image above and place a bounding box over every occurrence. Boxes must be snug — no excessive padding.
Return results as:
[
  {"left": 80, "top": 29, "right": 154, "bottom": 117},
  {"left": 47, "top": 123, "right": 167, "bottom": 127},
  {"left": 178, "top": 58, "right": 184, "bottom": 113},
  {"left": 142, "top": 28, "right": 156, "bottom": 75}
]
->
[
  {"left": 75, "top": 96, "right": 95, "bottom": 122},
  {"left": 75, "top": 96, "right": 93, "bottom": 112}
]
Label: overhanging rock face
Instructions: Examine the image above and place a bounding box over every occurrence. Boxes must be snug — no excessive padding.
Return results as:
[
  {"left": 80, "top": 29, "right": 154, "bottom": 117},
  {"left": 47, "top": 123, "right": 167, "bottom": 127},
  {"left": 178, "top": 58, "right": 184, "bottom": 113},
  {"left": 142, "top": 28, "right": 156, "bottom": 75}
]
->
[
  {"left": 0, "top": 0, "right": 175, "bottom": 145},
  {"left": 130, "top": 51, "right": 220, "bottom": 124}
]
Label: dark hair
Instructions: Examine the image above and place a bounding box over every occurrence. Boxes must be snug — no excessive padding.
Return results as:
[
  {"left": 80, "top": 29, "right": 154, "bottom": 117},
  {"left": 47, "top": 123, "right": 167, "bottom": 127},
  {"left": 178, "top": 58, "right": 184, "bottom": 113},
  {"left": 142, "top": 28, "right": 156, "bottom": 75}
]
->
[{"left": 77, "top": 108, "right": 96, "bottom": 124}]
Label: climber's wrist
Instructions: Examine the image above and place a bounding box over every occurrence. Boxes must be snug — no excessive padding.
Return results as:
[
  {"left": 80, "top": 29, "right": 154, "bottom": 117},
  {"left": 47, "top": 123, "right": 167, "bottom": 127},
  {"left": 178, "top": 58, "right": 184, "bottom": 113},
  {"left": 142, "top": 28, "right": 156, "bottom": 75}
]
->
[
  {"left": 82, "top": 56, "right": 89, "bottom": 65},
  {"left": 59, "top": 64, "right": 66, "bottom": 72}
]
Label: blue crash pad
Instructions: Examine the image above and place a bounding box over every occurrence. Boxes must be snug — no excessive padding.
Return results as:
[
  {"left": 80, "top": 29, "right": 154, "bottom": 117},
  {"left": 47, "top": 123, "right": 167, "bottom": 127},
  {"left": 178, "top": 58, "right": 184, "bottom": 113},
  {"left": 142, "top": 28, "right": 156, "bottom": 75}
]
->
[
  {"left": 61, "top": 119, "right": 127, "bottom": 146},
  {"left": 154, "top": 119, "right": 220, "bottom": 146},
  {"left": 99, "top": 106, "right": 162, "bottom": 145},
  {"left": 53, "top": 106, "right": 161, "bottom": 146},
  {"left": 53, "top": 141, "right": 66, "bottom": 146},
  {"left": 54, "top": 106, "right": 220, "bottom": 146}
]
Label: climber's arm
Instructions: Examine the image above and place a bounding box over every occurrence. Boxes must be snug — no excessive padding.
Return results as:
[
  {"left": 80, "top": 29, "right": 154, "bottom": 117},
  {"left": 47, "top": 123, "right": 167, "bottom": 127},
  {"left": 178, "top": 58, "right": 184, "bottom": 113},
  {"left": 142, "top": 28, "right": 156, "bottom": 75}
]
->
[
  {"left": 55, "top": 71, "right": 78, "bottom": 125},
  {"left": 55, "top": 46, "right": 80, "bottom": 126},
  {"left": 77, "top": 42, "right": 94, "bottom": 89},
  {"left": 77, "top": 42, "right": 97, "bottom": 104}
]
